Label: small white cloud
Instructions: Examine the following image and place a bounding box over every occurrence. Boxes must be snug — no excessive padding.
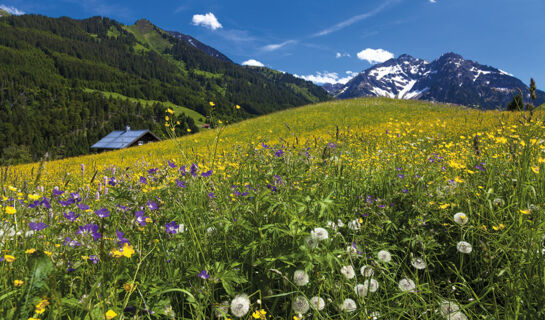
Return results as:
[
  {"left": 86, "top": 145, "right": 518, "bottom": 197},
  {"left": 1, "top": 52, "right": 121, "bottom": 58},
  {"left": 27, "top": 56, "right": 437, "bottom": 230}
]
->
[
  {"left": 429, "top": 0, "right": 437, "bottom": 3},
  {"left": 241, "top": 59, "right": 265, "bottom": 67},
  {"left": 336, "top": 52, "right": 351, "bottom": 58},
  {"left": 192, "top": 12, "right": 222, "bottom": 30},
  {"left": 356, "top": 48, "right": 394, "bottom": 64},
  {"left": 295, "top": 71, "right": 357, "bottom": 85},
  {"left": 262, "top": 40, "right": 297, "bottom": 52},
  {"left": 0, "top": 4, "right": 24, "bottom": 15}
]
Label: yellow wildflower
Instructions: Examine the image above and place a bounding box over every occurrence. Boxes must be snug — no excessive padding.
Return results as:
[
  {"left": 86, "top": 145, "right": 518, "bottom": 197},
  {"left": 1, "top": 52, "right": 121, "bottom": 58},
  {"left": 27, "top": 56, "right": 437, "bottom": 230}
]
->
[
  {"left": 4, "top": 255, "right": 15, "bottom": 262},
  {"left": 14, "top": 280, "right": 23, "bottom": 286},
  {"left": 105, "top": 309, "right": 118, "bottom": 319},
  {"left": 166, "top": 108, "right": 174, "bottom": 114},
  {"left": 35, "top": 298, "right": 49, "bottom": 314},
  {"left": 44, "top": 251, "right": 52, "bottom": 256},
  {"left": 209, "top": 101, "right": 215, "bottom": 106},
  {"left": 123, "top": 282, "right": 136, "bottom": 293},
  {"left": 520, "top": 209, "right": 530, "bottom": 215},
  {"left": 531, "top": 166, "right": 539, "bottom": 174},
  {"left": 5, "top": 206, "right": 16, "bottom": 214},
  {"left": 235, "top": 104, "right": 241, "bottom": 109},
  {"left": 25, "top": 248, "right": 37, "bottom": 254}
]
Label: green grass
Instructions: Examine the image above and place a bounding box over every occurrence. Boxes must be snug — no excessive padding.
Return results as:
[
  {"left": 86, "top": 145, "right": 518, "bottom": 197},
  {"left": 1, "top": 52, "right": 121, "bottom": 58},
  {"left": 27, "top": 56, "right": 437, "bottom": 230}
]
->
[
  {"left": 106, "top": 26, "right": 121, "bottom": 39},
  {"left": 123, "top": 22, "right": 172, "bottom": 54},
  {"left": 83, "top": 88, "right": 206, "bottom": 126},
  {"left": 2, "top": 98, "right": 545, "bottom": 319}
]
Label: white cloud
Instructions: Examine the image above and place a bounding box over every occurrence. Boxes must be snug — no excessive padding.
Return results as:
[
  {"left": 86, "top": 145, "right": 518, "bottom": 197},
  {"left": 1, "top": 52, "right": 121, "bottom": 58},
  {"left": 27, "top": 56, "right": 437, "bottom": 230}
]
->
[
  {"left": 336, "top": 52, "right": 351, "bottom": 58},
  {"left": 295, "top": 71, "right": 357, "bottom": 85},
  {"left": 262, "top": 40, "right": 297, "bottom": 52},
  {"left": 0, "top": 4, "right": 24, "bottom": 15},
  {"left": 192, "top": 12, "right": 222, "bottom": 30},
  {"left": 429, "top": 0, "right": 437, "bottom": 3},
  {"left": 356, "top": 48, "right": 394, "bottom": 64},
  {"left": 241, "top": 59, "right": 265, "bottom": 67}
]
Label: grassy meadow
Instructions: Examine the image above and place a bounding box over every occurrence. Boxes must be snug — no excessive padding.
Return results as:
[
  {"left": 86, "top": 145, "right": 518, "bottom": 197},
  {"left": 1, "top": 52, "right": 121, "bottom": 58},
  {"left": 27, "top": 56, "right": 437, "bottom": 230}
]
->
[{"left": 1, "top": 97, "right": 545, "bottom": 319}]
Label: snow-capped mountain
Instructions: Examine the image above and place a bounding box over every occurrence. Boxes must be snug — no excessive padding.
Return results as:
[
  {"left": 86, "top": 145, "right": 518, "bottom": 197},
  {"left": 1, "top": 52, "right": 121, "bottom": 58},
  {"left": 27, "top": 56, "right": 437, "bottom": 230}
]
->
[
  {"left": 167, "top": 31, "right": 232, "bottom": 62},
  {"left": 333, "top": 52, "right": 545, "bottom": 109}
]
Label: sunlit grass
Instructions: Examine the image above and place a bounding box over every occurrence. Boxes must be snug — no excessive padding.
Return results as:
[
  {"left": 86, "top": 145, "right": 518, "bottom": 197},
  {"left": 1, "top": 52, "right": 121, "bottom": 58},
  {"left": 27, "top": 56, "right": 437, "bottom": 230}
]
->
[{"left": 1, "top": 97, "right": 545, "bottom": 319}]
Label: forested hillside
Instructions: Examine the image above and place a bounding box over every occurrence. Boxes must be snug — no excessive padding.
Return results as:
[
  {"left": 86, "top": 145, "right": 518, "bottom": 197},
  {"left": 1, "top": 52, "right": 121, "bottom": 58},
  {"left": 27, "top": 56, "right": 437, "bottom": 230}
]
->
[{"left": 0, "top": 15, "right": 328, "bottom": 163}]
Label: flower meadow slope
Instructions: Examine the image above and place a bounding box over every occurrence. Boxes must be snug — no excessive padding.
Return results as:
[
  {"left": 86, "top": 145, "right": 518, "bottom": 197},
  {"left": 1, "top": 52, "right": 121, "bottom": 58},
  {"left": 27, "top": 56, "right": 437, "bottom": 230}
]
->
[{"left": 1, "top": 97, "right": 545, "bottom": 319}]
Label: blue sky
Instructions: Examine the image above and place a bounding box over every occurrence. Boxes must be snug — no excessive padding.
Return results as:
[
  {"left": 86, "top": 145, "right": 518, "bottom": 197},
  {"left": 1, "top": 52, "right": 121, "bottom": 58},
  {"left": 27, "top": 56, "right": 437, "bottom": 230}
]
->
[{"left": 1, "top": 0, "right": 544, "bottom": 87}]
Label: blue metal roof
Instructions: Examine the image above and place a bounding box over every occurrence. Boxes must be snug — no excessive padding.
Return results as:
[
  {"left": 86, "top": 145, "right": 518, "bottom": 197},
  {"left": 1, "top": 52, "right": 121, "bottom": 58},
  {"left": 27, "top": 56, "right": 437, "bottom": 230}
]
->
[{"left": 91, "top": 129, "right": 153, "bottom": 149}]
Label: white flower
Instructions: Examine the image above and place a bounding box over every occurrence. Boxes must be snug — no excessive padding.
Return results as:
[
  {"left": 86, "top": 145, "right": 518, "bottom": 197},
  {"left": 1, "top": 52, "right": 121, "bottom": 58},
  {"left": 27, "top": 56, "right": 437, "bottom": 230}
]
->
[
  {"left": 230, "top": 294, "right": 250, "bottom": 318},
  {"left": 294, "top": 270, "right": 309, "bottom": 286},
  {"left": 340, "top": 298, "right": 357, "bottom": 312},
  {"left": 340, "top": 265, "right": 356, "bottom": 279},
  {"left": 439, "top": 300, "right": 460, "bottom": 317},
  {"left": 453, "top": 212, "right": 468, "bottom": 225},
  {"left": 305, "top": 236, "right": 319, "bottom": 249},
  {"left": 398, "top": 278, "right": 416, "bottom": 292},
  {"left": 493, "top": 198, "right": 504, "bottom": 207},
  {"left": 363, "top": 279, "right": 379, "bottom": 292},
  {"left": 326, "top": 220, "right": 338, "bottom": 230},
  {"left": 354, "top": 284, "right": 368, "bottom": 297},
  {"left": 456, "top": 241, "right": 472, "bottom": 254},
  {"left": 177, "top": 224, "right": 186, "bottom": 233},
  {"left": 336, "top": 219, "right": 345, "bottom": 228},
  {"left": 215, "top": 300, "right": 229, "bottom": 318},
  {"left": 207, "top": 227, "right": 216, "bottom": 233},
  {"left": 411, "top": 257, "right": 427, "bottom": 270},
  {"left": 310, "top": 296, "right": 325, "bottom": 311},
  {"left": 360, "top": 265, "right": 374, "bottom": 277},
  {"left": 369, "top": 311, "right": 380, "bottom": 319},
  {"left": 445, "top": 311, "right": 468, "bottom": 320},
  {"left": 377, "top": 250, "right": 392, "bottom": 263},
  {"left": 292, "top": 296, "right": 310, "bottom": 314},
  {"left": 348, "top": 219, "right": 361, "bottom": 230},
  {"left": 311, "top": 227, "right": 329, "bottom": 241}
]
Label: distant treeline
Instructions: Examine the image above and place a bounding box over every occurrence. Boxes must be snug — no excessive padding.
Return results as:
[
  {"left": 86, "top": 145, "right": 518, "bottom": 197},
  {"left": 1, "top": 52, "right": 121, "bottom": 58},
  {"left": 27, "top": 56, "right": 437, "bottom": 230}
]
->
[{"left": 0, "top": 14, "right": 328, "bottom": 163}]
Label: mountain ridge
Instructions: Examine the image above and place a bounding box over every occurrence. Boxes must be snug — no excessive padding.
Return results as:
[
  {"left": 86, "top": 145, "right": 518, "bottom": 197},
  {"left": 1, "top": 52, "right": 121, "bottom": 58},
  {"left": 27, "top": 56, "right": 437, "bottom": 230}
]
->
[{"left": 330, "top": 52, "right": 545, "bottom": 109}]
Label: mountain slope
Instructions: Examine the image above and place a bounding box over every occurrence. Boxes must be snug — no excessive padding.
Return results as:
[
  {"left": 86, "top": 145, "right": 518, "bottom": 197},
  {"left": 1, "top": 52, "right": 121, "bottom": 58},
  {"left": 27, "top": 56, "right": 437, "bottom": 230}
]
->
[
  {"left": 0, "top": 14, "right": 328, "bottom": 162},
  {"left": 167, "top": 30, "right": 232, "bottom": 62},
  {"left": 336, "top": 53, "right": 545, "bottom": 109}
]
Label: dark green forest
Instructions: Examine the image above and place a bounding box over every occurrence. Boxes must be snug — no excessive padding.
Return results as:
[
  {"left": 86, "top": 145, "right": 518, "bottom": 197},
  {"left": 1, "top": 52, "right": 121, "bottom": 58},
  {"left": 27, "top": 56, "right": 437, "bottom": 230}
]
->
[{"left": 0, "top": 15, "right": 329, "bottom": 163}]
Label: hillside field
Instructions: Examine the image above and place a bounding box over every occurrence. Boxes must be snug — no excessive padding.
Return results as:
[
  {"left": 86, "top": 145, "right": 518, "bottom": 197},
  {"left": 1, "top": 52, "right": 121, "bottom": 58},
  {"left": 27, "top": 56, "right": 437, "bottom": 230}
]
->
[{"left": 1, "top": 98, "right": 545, "bottom": 319}]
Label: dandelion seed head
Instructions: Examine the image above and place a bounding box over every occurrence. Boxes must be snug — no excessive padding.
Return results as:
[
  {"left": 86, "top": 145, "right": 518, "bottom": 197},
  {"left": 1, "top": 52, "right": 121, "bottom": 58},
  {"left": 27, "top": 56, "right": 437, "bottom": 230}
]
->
[
  {"left": 340, "top": 265, "right": 356, "bottom": 279},
  {"left": 230, "top": 294, "right": 250, "bottom": 318},
  {"left": 439, "top": 300, "right": 460, "bottom": 317},
  {"left": 292, "top": 296, "right": 310, "bottom": 314},
  {"left": 453, "top": 212, "right": 468, "bottom": 225},
  {"left": 293, "top": 270, "right": 309, "bottom": 286},
  {"left": 360, "top": 265, "right": 374, "bottom": 277},
  {"left": 456, "top": 241, "right": 472, "bottom": 254},
  {"left": 377, "top": 250, "right": 392, "bottom": 263},
  {"left": 309, "top": 296, "right": 325, "bottom": 310},
  {"left": 340, "top": 298, "right": 357, "bottom": 312},
  {"left": 398, "top": 278, "right": 416, "bottom": 292},
  {"left": 354, "top": 284, "right": 368, "bottom": 297},
  {"left": 411, "top": 257, "right": 427, "bottom": 270},
  {"left": 363, "top": 278, "right": 379, "bottom": 292},
  {"left": 311, "top": 227, "right": 329, "bottom": 241}
]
